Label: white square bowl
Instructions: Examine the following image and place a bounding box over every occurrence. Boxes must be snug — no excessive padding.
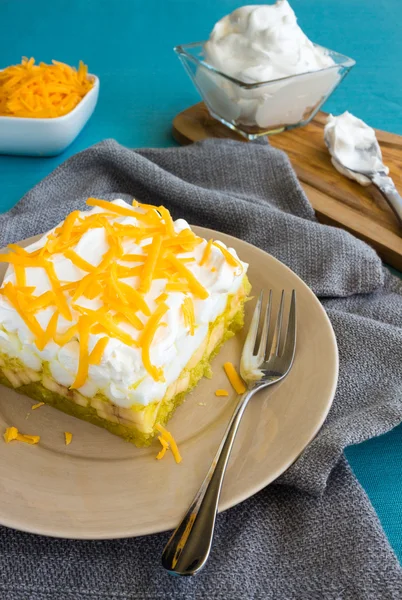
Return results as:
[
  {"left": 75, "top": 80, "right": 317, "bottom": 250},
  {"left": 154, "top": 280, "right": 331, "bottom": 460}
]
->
[{"left": 0, "top": 75, "right": 99, "bottom": 157}]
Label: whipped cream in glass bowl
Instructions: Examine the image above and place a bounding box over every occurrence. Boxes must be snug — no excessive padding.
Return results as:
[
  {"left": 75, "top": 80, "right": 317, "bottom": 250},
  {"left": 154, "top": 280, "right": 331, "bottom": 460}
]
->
[{"left": 175, "top": 1, "right": 355, "bottom": 139}]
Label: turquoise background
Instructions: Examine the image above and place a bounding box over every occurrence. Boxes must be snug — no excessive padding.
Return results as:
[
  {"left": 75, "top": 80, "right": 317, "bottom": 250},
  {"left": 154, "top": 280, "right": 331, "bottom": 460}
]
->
[{"left": 0, "top": 0, "right": 401, "bottom": 561}]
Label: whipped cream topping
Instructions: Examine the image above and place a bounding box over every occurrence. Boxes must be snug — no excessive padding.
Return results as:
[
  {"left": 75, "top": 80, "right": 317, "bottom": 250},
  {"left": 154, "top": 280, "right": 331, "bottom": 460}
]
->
[
  {"left": 324, "top": 112, "right": 389, "bottom": 186},
  {"left": 0, "top": 200, "right": 248, "bottom": 408},
  {"left": 204, "top": 2, "right": 335, "bottom": 85},
  {"left": 199, "top": 1, "right": 339, "bottom": 130}
]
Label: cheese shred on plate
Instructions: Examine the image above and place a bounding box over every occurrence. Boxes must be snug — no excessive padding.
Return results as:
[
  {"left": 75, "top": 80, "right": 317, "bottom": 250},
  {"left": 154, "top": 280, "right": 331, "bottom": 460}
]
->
[
  {"left": 3, "top": 426, "right": 40, "bottom": 445},
  {"left": 155, "top": 423, "right": 182, "bottom": 463},
  {"left": 0, "top": 57, "right": 94, "bottom": 118},
  {"left": 31, "top": 401, "right": 45, "bottom": 410},
  {"left": 215, "top": 389, "right": 229, "bottom": 397},
  {"left": 223, "top": 362, "right": 246, "bottom": 394}
]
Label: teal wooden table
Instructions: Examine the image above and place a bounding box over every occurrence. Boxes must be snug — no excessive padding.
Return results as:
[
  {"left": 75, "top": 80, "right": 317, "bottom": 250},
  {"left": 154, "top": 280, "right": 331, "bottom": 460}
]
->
[{"left": 0, "top": 0, "right": 401, "bottom": 561}]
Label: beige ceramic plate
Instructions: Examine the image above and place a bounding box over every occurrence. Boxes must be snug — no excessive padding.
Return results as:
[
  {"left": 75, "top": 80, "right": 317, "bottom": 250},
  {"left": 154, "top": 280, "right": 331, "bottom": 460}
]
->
[{"left": 0, "top": 227, "right": 338, "bottom": 539}]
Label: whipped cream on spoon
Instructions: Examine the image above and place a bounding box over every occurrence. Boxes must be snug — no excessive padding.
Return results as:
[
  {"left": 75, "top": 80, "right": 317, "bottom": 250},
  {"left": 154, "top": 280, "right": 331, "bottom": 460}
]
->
[{"left": 324, "top": 112, "right": 402, "bottom": 226}]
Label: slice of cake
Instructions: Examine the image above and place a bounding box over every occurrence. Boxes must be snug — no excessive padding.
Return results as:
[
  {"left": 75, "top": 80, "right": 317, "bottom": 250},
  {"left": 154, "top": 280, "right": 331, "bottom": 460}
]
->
[{"left": 0, "top": 198, "right": 250, "bottom": 446}]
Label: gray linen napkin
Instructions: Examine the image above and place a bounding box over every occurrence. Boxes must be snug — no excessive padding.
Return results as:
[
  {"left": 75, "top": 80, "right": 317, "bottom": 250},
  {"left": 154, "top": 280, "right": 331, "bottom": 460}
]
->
[{"left": 0, "top": 138, "right": 401, "bottom": 599}]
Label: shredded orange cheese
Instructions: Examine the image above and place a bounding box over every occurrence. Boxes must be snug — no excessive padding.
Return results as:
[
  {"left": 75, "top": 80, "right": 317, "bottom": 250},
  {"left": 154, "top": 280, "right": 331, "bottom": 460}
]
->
[
  {"left": 161, "top": 233, "right": 190, "bottom": 248},
  {"left": 158, "top": 206, "right": 175, "bottom": 237},
  {"left": 85, "top": 281, "right": 103, "bottom": 300},
  {"left": 53, "top": 323, "right": 77, "bottom": 346},
  {"left": 65, "top": 249, "right": 96, "bottom": 272},
  {"left": 70, "top": 316, "right": 90, "bottom": 389},
  {"left": 182, "top": 297, "right": 195, "bottom": 335},
  {"left": 223, "top": 362, "right": 247, "bottom": 394},
  {"left": 167, "top": 254, "right": 209, "bottom": 299},
  {"left": 140, "top": 303, "right": 169, "bottom": 382},
  {"left": 31, "top": 402, "right": 45, "bottom": 410},
  {"left": 121, "top": 253, "right": 145, "bottom": 262},
  {"left": 215, "top": 389, "right": 229, "bottom": 397},
  {"left": 177, "top": 256, "right": 195, "bottom": 263},
  {"left": 115, "top": 265, "right": 143, "bottom": 278},
  {"left": 113, "top": 311, "right": 144, "bottom": 331},
  {"left": 165, "top": 282, "right": 190, "bottom": 293},
  {"left": 75, "top": 307, "right": 135, "bottom": 347},
  {"left": 0, "top": 198, "right": 243, "bottom": 387},
  {"left": 0, "top": 253, "right": 45, "bottom": 267},
  {"left": 64, "top": 432, "right": 73, "bottom": 446},
  {"left": 155, "top": 424, "right": 182, "bottom": 463},
  {"left": 156, "top": 436, "right": 169, "bottom": 460},
  {"left": 162, "top": 229, "right": 201, "bottom": 247},
  {"left": 155, "top": 292, "right": 168, "bottom": 304},
  {"left": 25, "top": 290, "right": 55, "bottom": 312},
  {"left": 117, "top": 283, "right": 150, "bottom": 317},
  {"left": 104, "top": 293, "right": 144, "bottom": 329},
  {"left": 43, "top": 259, "right": 72, "bottom": 321},
  {"left": 60, "top": 210, "right": 80, "bottom": 242},
  {"left": 200, "top": 239, "right": 213, "bottom": 266},
  {"left": 3, "top": 427, "right": 19, "bottom": 443},
  {"left": 213, "top": 242, "right": 242, "bottom": 269},
  {"left": 139, "top": 234, "right": 163, "bottom": 293},
  {"left": 36, "top": 310, "right": 59, "bottom": 351},
  {"left": 0, "top": 283, "right": 44, "bottom": 339},
  {"left": 14, "top": 265, "right": 26, "bottom": 288},
  {"left": 71, "top": 272, "right": 96, "bottom": 303},
  {"left": 88, "top": 337, "right": 109, "bottom": 365},
  {"left": 87, "top": 198, "right": 158, "bottom": 224},
  {"left": 110, "top": 263, "right": 130, "bottom": 305},
  {"left": 7, "top": 244, "right": 32, "bottom": 257},
  {"left": 0, "top": 58, "right": 93, "bottom": 118},
  {"left": 3, "top": 426, "right": 40, "bottom": 445},
  {"left": 13, "top": 286, "right": 36, "bottom": 294}
]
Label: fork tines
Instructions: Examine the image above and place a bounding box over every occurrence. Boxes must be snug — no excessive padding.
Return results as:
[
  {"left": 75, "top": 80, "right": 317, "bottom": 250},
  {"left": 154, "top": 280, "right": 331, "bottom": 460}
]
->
[{"left": 251, "top": 289, "right": 296, "bottom": 364}]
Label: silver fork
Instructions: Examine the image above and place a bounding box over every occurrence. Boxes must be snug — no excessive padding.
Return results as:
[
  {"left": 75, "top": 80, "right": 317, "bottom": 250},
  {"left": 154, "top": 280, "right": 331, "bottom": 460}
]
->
[{"left": 162, "top": 289, "right": 297, "bottom": 576}]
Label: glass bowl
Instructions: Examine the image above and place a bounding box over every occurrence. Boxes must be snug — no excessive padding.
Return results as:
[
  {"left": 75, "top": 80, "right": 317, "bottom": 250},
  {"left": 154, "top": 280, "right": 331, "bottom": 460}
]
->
[{"left": 174, "top": 42, "right": 355, "bottom": 139}]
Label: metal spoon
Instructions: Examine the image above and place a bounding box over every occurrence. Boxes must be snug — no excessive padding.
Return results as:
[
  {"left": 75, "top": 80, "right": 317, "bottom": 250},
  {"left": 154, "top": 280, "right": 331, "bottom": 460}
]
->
[{"left": 325, "top": 136, "right": 402, "bottom": 227}]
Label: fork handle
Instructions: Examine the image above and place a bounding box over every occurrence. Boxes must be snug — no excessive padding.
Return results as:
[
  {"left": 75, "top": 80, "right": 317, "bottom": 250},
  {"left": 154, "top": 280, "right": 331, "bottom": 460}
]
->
[
  {"left": 372, "top": 172, "right": 402, "bottom": 226},
  {"left": 161, "top": 389, "right": 254, "bottom": 576}
]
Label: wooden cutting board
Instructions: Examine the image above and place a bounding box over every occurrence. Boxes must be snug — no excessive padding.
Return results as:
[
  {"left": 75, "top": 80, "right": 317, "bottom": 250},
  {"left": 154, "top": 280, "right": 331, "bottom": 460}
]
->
[{"left": 173, "top": 102, "right": 402, "bottom": 270}]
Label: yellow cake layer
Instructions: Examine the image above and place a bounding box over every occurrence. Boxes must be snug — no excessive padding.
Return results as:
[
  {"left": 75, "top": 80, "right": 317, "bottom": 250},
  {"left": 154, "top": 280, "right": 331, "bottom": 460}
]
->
[{"left": 0, "top": 276, "right": 250, "bottom": 446}]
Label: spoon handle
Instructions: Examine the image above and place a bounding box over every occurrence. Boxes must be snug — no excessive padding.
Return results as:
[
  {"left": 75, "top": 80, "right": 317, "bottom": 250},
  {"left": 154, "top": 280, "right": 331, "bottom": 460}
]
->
[
  {"left": 161, "top": 389, "right": 253, "bottom": 576},
  {"left": 372, "top": 172, "right": 402, "bottom": 227}
]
